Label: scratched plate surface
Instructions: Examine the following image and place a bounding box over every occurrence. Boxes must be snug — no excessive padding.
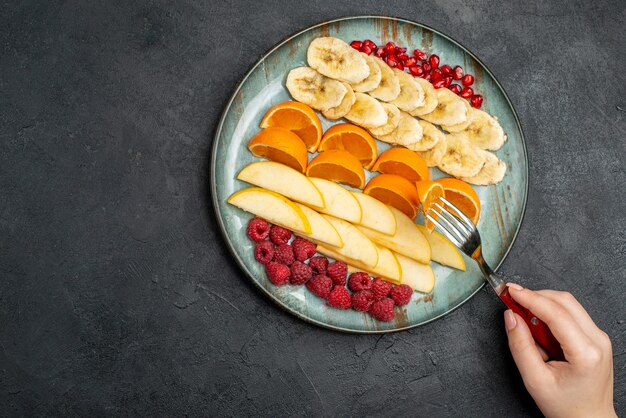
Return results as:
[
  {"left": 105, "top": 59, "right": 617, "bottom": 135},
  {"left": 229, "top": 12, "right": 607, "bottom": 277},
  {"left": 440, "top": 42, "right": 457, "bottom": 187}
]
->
[{"left": 211, "top": 16, "right": 528, "bottom": 333}]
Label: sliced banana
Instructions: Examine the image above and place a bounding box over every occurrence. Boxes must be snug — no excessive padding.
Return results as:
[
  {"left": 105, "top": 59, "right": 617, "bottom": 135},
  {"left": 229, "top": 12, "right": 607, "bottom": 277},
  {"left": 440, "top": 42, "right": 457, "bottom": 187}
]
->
[
  {"left": 420, "top": 88, "right": 468, "bottom": 126},
  {"left": 406, "top": 119, "right": 444, "bottom": 153},
  {"left": 376, "top": 112, "right": 423, "bottom": 147},
  {"left": 368, "top": 103, "right": 401, "bottom": 137},
  {"left": 462, "top": 109, "right": 506, "bottom": 150},
  {"left": 307, "top": 37, "right": 370, "bottom": 84},
  {"left": 286, "top": 67, "right": 347, "bottom": 111},
  {"left": 441, "top": 100, "right": 474, "bottom": 132},
  {"left": 322, "top": 82, "right": 356, "bottom": 120},
  {"left": 351, "top": 53, "right": 382, "bottom": 93},
  {"left": 415, "top": 133, "right": 447, "bottom": 167},
  {"left": 460, "top": 150, "right": 507, "bottom": 185},
  {"left": 344, "top": 92, "right": 388, "bottom": 128},
  {"left": 368, "top": 58, "right": 401, "bottom": 102},
  {"left": 409, "top": 77, "right": 438, "bottom": 116},
  {"left": 389, "top": 69, "right": 425, "bottom": 112},
  {"left": 438, "top": 132, "right": 486, "bottom": 178}
]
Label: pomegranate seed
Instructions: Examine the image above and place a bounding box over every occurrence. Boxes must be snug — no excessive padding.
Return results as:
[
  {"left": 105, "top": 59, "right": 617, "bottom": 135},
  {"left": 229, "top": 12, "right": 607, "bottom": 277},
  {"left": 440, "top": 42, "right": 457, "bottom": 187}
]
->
[
  {"left": 423, "top": 73, "right": 431, "bottom": 81},
  {"left": 431, "top": 68, "right": 443, "bottom": 81},
  {"left": 409, "top": 65, "right": 423, "bottom": 76},
  {"left": 363, "top": 39, "right": 376, "bottom": 49},
  {"left": 449, "top": 84, "right": 462, "bottom": 94},
  {"left": 413, "top": 49, "right": 427, "bottom": 60},
  {"left": 422, "top": 62, "right": 431, "bottom": 73},
  {"left": 361, "top": 45, "right": 372, "bottom": 55},
  {"left": 470, "top": 94, "right": 484, "bottom": 108},
  {"left": 385, "top": 55, "right": 399, "bottom": 68},
  {"left": 397, "top": 52, "right": 409, "bottom": 61},
  {"left": 374, "top": 47, "right": 385, "bottom": 57},
  {"left": 428, "top": 54, "right": 440, "bottom": 68},
  {"left": 441, "top": 65, "right": 452, "bottom": 76},
  {"left": 443, "top": 76, "right": 452, "bottom": 87},
  {"left": 432, "top": 79, "right": 446, "bottom": 89},
  {"left": 460, "top": 86, "right": 473, "bottom": 98},
  {"left": 462, "top": 74, "right": 475, "bottom": 86},
  {"left": 396, "top": 62, "right": 405, "bottom": 71},
  {"left": 397, "top": 47, "right": 407, "bottom": 54},
  {"left": 350, "top": 41, "right": 362, "bottom": 50},
  {"left": 384, "top": 42, "right": 396, "bottom": 54},
  {"left": 404, "top": 57, "right": 417, "bottom": 67},
  {"left": 453, "top": 65, "right": 463, "bottom": 80}
]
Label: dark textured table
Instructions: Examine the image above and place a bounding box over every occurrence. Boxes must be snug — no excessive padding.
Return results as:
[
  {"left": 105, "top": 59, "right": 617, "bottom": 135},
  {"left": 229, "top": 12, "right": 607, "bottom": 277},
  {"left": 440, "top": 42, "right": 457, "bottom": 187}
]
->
[{"left": 1, "top": 1, "right": 625, "bottom": 416}]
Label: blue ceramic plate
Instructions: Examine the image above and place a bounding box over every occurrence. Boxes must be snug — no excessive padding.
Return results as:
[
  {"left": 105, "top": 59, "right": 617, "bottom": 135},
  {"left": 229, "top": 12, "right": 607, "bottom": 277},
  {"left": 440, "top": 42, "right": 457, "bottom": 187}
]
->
[{"left": 211, "top": 16, "right": 528, "bottom": 333}]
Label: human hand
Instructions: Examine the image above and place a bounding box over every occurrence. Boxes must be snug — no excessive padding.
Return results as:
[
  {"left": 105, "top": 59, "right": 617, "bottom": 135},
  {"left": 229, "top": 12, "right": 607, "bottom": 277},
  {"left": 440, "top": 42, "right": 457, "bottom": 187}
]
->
[{"left": 503, "top": 284, "right": 617, "bottom": 418}]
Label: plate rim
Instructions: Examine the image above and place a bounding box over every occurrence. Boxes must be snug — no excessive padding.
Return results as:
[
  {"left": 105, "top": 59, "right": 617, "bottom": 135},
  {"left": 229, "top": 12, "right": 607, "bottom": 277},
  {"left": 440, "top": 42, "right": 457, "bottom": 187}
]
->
[{"left": 210, "top": 15, "right": 529, "bottom": 334}]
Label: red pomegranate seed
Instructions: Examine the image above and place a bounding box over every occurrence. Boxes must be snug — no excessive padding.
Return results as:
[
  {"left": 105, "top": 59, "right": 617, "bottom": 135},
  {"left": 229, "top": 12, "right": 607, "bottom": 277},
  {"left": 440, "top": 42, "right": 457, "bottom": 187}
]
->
[
  {"left": 430, "top": 68, "right": 443, "bottom": 81},
  {"left": 423, "top": 73, "right": 431, "bottom": 81},
  {"left": 453, "top": 65, "right": 463, "bottom": 80},
  {"left": 409, "top": 65, "right": 423, "bottom": 76},
  {"left": 432, "top": 79, "right": 446, "bottom": 89},
  {"left": 413, "top": 48, "right": 427, "bottom": 60},
  {"left": 397, "top": 47, "right": 407, "bottom": 54},
  {"left": 350, "top": 41, "right": 362, "bottom": 50},
  {"left": 443, "top": 76, "right": 452, "bottom": 87},
  {"left": 441, "top": 64, "right": 452, "bottom": 76},
  {"left": 428, "top": 54, "right": 440, "bottom": 68},
  {"left": 462, "top": 74, "right": 475, "bottom": 86},
  {"left": 396, "top": 62, "right": 405, "bottom": 71},
  {"left": 374, "top": 47, "right": 385, "bottom": 57},
  {"left": 422, "top": 62, "right": 431, "bottom": 73},
  {"left": 361, "top": 45, "right": 372, "bottom": 55},
  {"left": 449, "top": 84, "right": 462, "bottom": 94},
  {"left": 363, "top": 39, "right": 376, "bottom": 49},
  {"left": 385, "top": 55, "right": 399, "bottom": 68},
  {"left": 404, "top": 57, "right": 417, "bottom": 67},
  {"left": 397, "top": 52, "right": 409, "bottom": 61},
  {"left": 470, "top": 94, "right": 483, "bottom": 108},
  {"left": 384, "top": 42, "right": 396, "bottom": 54},
  {"left": 460, "top": 86, "right": 473, "bottom": 98}
]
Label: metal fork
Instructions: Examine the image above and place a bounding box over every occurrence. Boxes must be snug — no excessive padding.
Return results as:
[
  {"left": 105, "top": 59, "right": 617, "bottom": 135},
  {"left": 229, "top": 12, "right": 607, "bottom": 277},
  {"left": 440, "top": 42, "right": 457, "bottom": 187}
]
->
[{"left": 426, "top": 196, "right": 564, "bottom": 361}]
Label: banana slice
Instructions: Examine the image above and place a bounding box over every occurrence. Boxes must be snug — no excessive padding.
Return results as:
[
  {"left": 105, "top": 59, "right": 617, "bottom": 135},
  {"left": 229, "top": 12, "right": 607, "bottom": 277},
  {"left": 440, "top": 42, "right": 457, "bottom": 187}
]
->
[
  {"left": 441, "top": 100, "right": 474, "bottom": 132},
  {"left": 376, "top": 112, "right": 423, "bottom": 147},
  {"left": 420, "top": 88, "right": 468, "bottom": 126},
  {"left": 351, "top": 53, "right": 382, "bottom": 93},
  {"left": 415, "top": 133, "right": 447, "bottom": 167},
  {"left": 463, "top": 109, "right": 506, "bottom": 150},
  {"left": 307, "top": 37, "right": 370, "bottom": 84},
  {"left": 406, "top": 119, "right": 444, "bottom": 152},
  {"left": 344, "top": 92, "right": 388, "bottom": 128},
  {"left": 437, "top": 132, "right": 486, "bottom": 178},
  {"left": 368, "top": 58, "right": 401, "bottom": 102},
  {"left": 461, "top": 150, "right": 507, "bottom": 185},
  {"left": 389, "top": 69, "right": 425, "bottom": 112},
  {"left": 409, "top": 77, "right": 438, "bottom": 116},
  {"left": 368, "top": 103, "right": 401, "bottom": 136},
  {"left": 286, "top": 67, "right": 347, "bottom": 111},
  {"left": 322, "top": 82, "right": 356, "bottom": 120}
]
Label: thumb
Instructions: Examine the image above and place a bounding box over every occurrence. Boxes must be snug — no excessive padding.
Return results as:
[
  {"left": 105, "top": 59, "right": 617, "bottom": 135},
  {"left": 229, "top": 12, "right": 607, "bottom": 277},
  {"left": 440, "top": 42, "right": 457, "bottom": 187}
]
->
[{"left": 504, "top": 310, "right": 549, "bottom": 382}]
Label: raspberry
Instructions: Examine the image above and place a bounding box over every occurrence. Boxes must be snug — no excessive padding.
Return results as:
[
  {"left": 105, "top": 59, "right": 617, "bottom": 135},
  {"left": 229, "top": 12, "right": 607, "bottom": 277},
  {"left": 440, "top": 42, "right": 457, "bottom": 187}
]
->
[
  {"left": 351, "top": 290, "right": 375, "bottom": 312},
  {"left": 372, "top": 278, "right": 393, "bottom": 300},
  {"left": 306, "top": 275, "right": 333, "bottom": 298},
  {"left": 247, "top": 217, "right": 270, "bottom": 241},
  {"left": 290, "top": 261, "right": 313, "bottom": 285},
  {"left": 370, "top": 298, "right": 395, "bottom": 322},
  {"left": 265, "top": 261, "right": 290, "bottom": 286},
  {"left": 348, "top": 272, "right": 372, "bottom": 292},
  {"left": 272, "top": 244, "right": 294, "bottom": 265},
  {"left": 292, "top": 237, "right": 316, "bottom": 262},
  {"left": 269, "top": 225, "right": 292, "bottom": 245},
  {"left": 327, "top": 286, "right": 352, "bottom": 310},
  {"left": 326, "top": 261, "right": 348, "bottom": 285},
  {"left": 308, "top": 256, "right": 328, "bottom": 275},
  {"left": 390, "top": 284, "right": 413, "bottom": 306},
  {"left": 254, "top": 241, "right": 274, "bottom": 264}
]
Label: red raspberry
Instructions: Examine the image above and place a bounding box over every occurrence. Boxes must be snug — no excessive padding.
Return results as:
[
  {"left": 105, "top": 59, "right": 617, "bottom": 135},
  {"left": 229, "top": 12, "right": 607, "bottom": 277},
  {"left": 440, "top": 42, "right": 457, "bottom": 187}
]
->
[
  {"left": 272, "top": 244, "right": 294, "bottom": 265},
  {"left": 370, "top": 298, "right": 395, "bottom": 322},
  {"left": 246, "top": 217, "right": 270, "bottom": 241},
  {"left": 292, "top": 237, "right": 316, "bottom": 262},
  {"left": 348, "top": 272, "right": 372, "bottom": 291},
  {"left": 306, "top": 275, "right": 333, "bottom": 298},
  {"left": 269, "top": 225, "right": 292, "bottom": 245},
  {"left": 265, "top": 261, "right": 290, "bottom": 285},
  {"left": 308, "top": 256, "right": 328, "bottom": 275},
  {"left": 254, "top": 241, "right": 274, "bottom": 264},
  {"left": 326, "top": 261, "right": 348, "bottom": 285},
  {"left": 290, "top": 261, "right": 313, "bottom": 285},
  {"left": 372, "top": 278, "right": 393, "bottom": 300},
  {"left": 390, "top": 284, "right": 413, "bottom": 306},
  {"left": 326, "top": 286, "right": 352, "bottom": 309},
  {"left": 351, "top": 290, "right": 375, "bottom": 312}
]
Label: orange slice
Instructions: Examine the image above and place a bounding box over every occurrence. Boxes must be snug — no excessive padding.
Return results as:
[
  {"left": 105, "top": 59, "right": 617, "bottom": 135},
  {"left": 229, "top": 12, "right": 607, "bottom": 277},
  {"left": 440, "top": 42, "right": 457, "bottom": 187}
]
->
[
  {"left": 260, "top": 101, "right": 323, "bottom": 152},
  {"left": 248, "top": 127, "right": 308, "bottom": 173},
  {"left": 435, "top": 177, "right": 481, "bottom": 224},
  {"left": 306, "top": 149, "right": 366, "bottom": 189},
  {"left": 416, "top": 180, "right": 445, "bottom": 230},
  {"left": 364, "top": 174, "right": 419, "bottom": 219},
  {"left": 371, "top": 147, "right": 430, "bottom": 183},
  {"left": 318, "top": 123, "right": 378, "bottom": 169}
]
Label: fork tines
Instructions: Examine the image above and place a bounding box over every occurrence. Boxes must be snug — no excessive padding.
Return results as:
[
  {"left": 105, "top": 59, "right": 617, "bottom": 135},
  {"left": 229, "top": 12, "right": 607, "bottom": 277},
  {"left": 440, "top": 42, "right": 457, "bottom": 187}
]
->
[{"left": 425, "top": 197, "right": 477, "bottom": 247}]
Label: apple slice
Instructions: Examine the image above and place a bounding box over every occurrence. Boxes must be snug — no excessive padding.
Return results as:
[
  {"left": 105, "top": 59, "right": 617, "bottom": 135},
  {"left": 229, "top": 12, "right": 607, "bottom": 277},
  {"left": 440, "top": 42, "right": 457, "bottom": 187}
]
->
[
  {"left": 293, "top": 203, "right": 343, "bottom": 247},
  {"left": 228, "top": 187, "right": 311, "bottom": 234},
  {"left": 357, "top": 206, "right": 431, "bottom": 264},
  {"left": 317, "top": 244, "right": 401, "bottom": 283},
  {"left": 309, "top": 177, "right": 362, "bottom": 224},
  {"left": 416, "top": 224, "right": 466, "bottom": 271},
  {"left": 237, "top": 161, "right": 324, "bottom": 208},
  {"left": 321, "top": 215, "right": 378, "bottom": 267},
  {"left": 395, "top": 252, "right": 436, "bottom": 293},
  {"left": 351, "top": 191, "right": 396, "bottom": 235}
]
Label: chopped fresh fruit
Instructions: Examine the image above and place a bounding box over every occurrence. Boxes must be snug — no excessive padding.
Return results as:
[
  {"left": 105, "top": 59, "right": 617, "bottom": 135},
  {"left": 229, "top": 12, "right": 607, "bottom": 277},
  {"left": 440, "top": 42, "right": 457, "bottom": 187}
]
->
[
  {"left": 291, "top": 237, "right": 317, "bottom": 262},
  {"left": 390, "top": 284, "right": 413, "bottom": 306},
  {"left": 292, "top": 203, "right": 343, "bottom": 248},
  {"left": 308, "top": 178, "right": 362, "bottom": 224},
  {"left": 308, "top": 256, "right": 329, "bottom": 275},
  {"left": 371, "top": 147, "right": 430, "bottom": 183},
  {"left": 306, "top": 149, "right": 366, "bottom": 189},
  {"left": 416, "top": 180, "right": 445, "bottom": 229},
  {"left": 395, "top": 253, "right": 436, "bottom": 293},
  {"left": 266, "top": 261, "right": 291, "bottom": 285},
  {"left": 254, "top": 241, "right": 275, "bottom": 264},
  {"left": 269, "top": 224, "right": 292, "bottom": 245},
  {"left": 290, "top": 261, "right": 313, "bottom": 285},
  {"left": 228, "top": 188, "right": 311, "bottom": 234},
  {"left": 348, "top": 272, "right": 373, "bottom": 292},
  {"left": 307, "top": 274, "right": 333, "bottom": 298},
  {"left": 327, "top": 286, "right": 352, "bottom": 309},
  {"left": 273, "top": 243, "right": 295, "bottom": 265},
  {"left": 352, "top": 290, "right": 375, "bottom": 312},
  {"left": 416, "top": 224, "right": 466, "bottom": 271},
  {"left": 470, "top": 94, "right": 484, "bottom": 108},
  {"left": 237, "top": 161, "right": 325, "bottom": 208},
  {"left": 370, "top": 298, "right": 395, "bottom": 321},
  {"left": 364, "top": 174, "right": 419, "bottom": 220},
  {"left": 247, "top": 127, "right": 308, "bottom": 173},
  {"left": 259, "top": 101, "right": 323, "bottom": 152},
  {"left": 350, "top": 191, "right": 396, "bottom": 235},
  {"left": 321, "top": 215, "right": 378, "bottom": 267},
  {"left": 372, "top": 278, "right": 393, "bottom": 300},
  {"left": 317, "top": 244, "right": 401, "bottom": 284},
  {"left": 318, "top": 123, "right": 378, "bottom": 169},
  {"left": 327, "top": 261, "right": 348, "bottom": 285},
  {"left": 435, "top": 177, "right": 481, "bottom": 224},
  {"left": 247, "top": 217, "right": 270, "bottom": 241}
]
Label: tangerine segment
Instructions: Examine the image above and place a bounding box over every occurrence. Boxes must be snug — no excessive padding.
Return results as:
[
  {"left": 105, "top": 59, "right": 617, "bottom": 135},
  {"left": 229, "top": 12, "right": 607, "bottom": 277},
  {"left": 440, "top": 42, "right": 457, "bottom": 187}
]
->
[
  {"left": 318, "top": 123, "right": 378, "bottom": 169},
  {"left": 435, "top": 177, "right": 481, "bottom": 224},
  {"left": 371, "top": 147, "right": 430, "bottom": 182},
  {"left": 364, "top": 174, "right": 419, "bottom": 219},
  {"left": 306, "top": 149, "right": 366, "bottom": 189},
  {"left": 248, "top": 127, "right": 308, "bottom": 173},
  {"left": 260, "top": 101, "right": 323, "bottom": 152},
  {"left": 416, "top": 180, "right": 445, "bottom": 230}
]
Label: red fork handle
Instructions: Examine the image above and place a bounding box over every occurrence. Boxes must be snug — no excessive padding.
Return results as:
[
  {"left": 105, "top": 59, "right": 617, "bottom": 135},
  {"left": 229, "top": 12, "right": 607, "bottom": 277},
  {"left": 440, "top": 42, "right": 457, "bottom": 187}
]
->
[{"left": 499, "top": 286, "right": 565, "bottom": 361}]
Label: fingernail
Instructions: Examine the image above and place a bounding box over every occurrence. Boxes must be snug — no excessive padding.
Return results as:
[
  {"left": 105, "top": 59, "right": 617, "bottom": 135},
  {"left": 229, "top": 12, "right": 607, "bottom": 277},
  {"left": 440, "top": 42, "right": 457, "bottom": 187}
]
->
[
  {"left": 504, "top": 309, "right": 517, "bottom": 332},
  {"left": 507, "top": 282, "right": 523, "bottom": 291}
]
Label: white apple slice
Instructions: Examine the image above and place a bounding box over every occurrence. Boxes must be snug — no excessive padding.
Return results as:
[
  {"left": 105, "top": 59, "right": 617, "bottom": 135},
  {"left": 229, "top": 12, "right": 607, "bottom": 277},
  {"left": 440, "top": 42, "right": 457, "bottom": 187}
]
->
[
  {"left": 317, "top": 244, "right": 401, "bottom": 283},
  {"left": 357, "top": 206, "right": 431, "bottom": 263},
  {"left": 321, "top": 215, "right": 378, "bottom": 267},
  {"left": 228, "top": 187, "right": 311, "bottom": 234},
  {"left": 351, "top": 191, "right": 396, "bottom": 235},
  {"left": 237, "top": 161, "right": 324, "bottom": 208},
  {"left": 395, "top": 252, "right": 436, "bottom": 293},
  {"left": 309, "top": 177, "right": 362, "bottom": 224},
  {"left": 416, "top": 224, "right": 466, "bottom": 271},
  {"left": 293, "top": 203, "right": 343, "bottom": 248}
]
